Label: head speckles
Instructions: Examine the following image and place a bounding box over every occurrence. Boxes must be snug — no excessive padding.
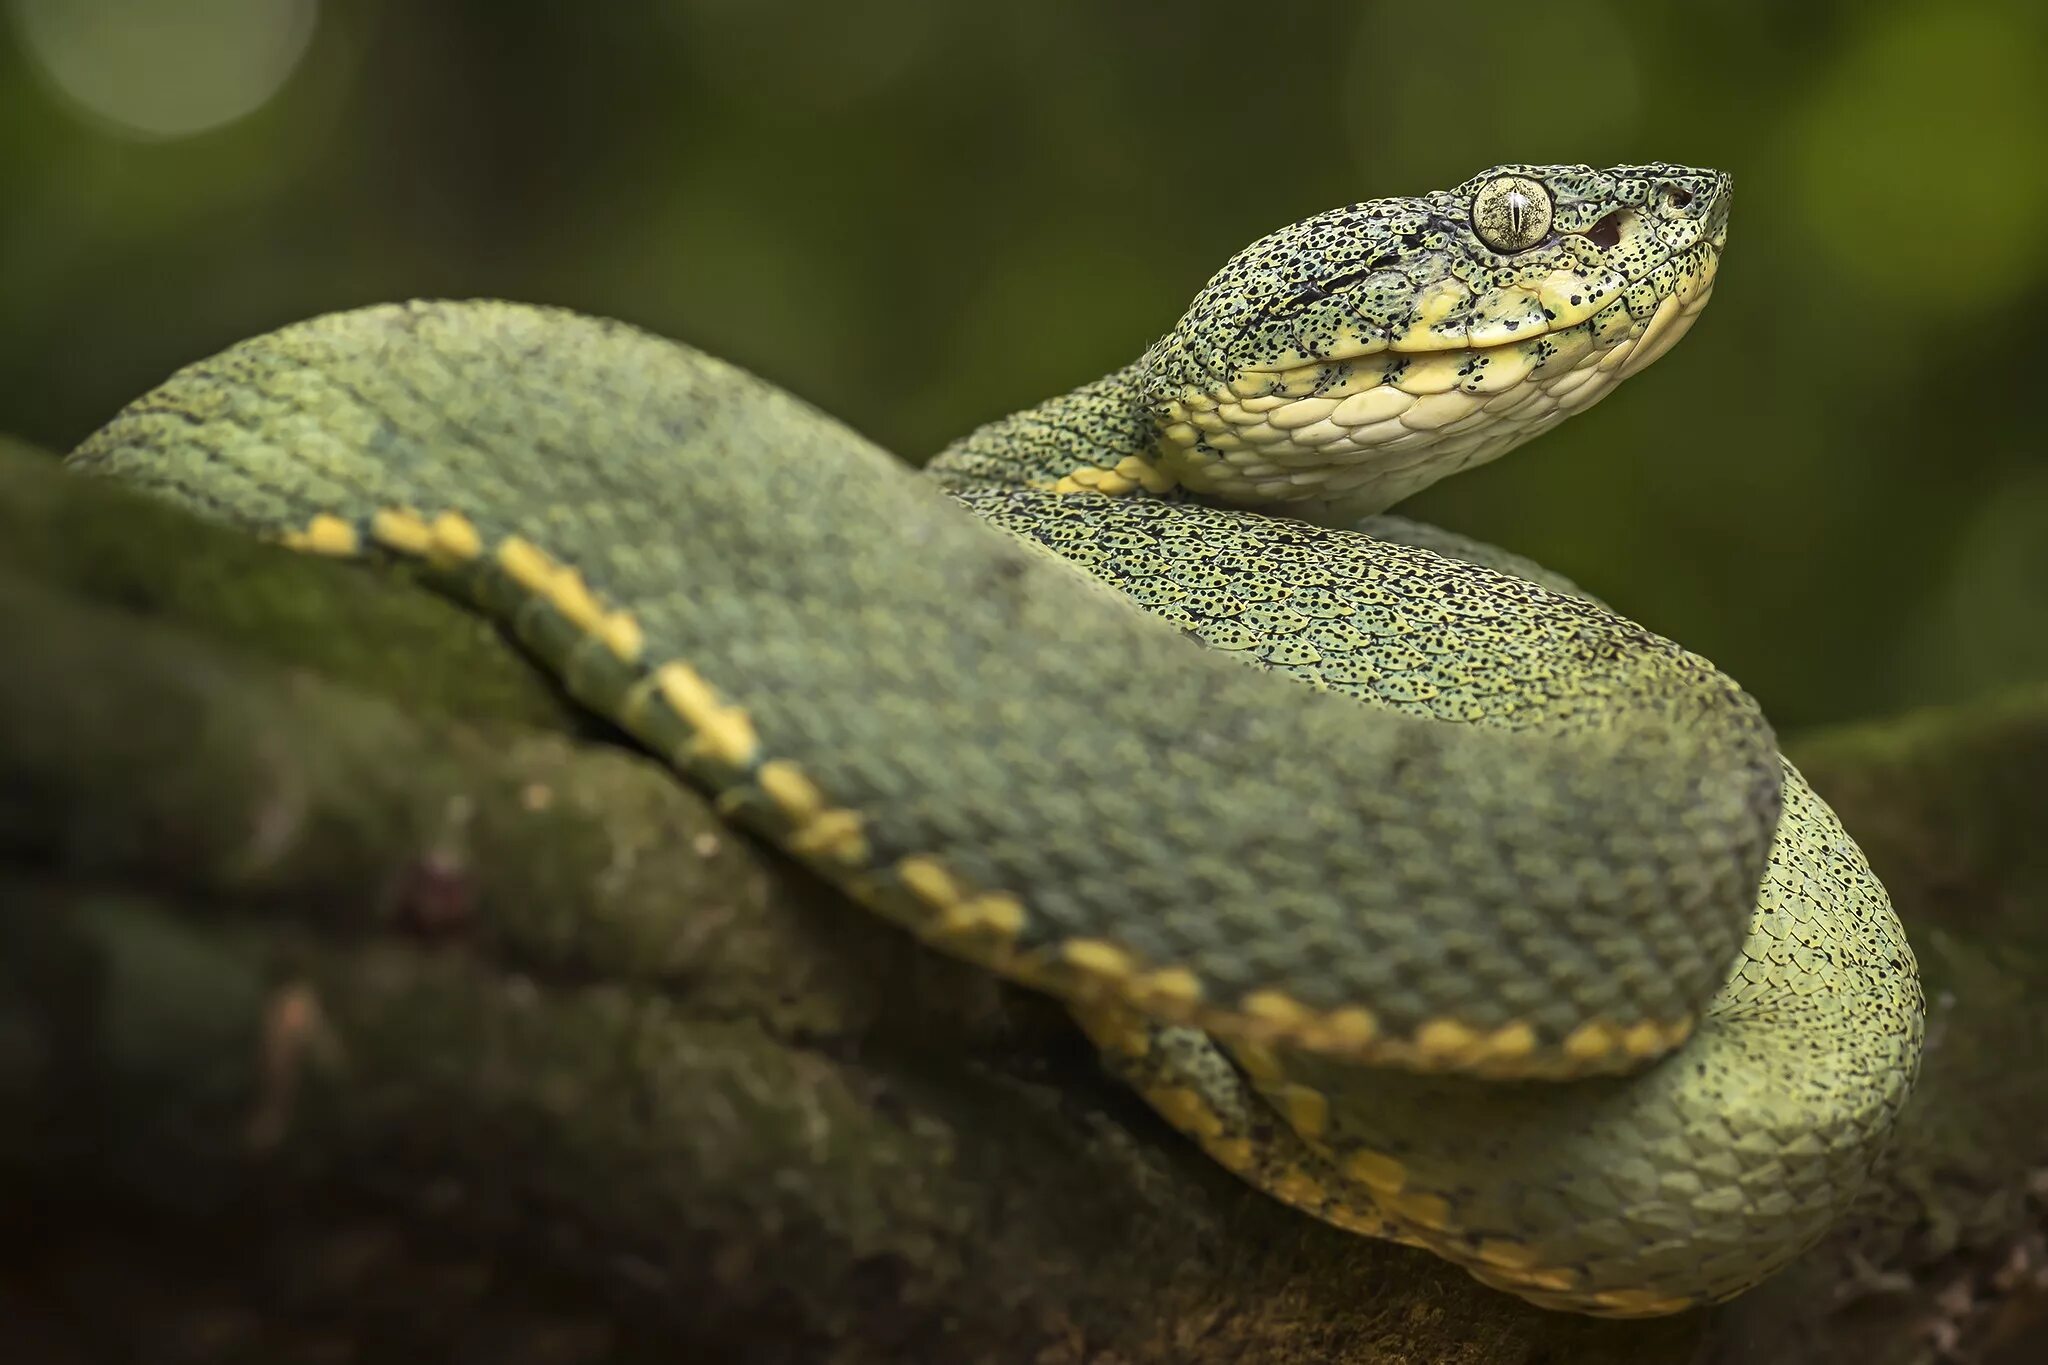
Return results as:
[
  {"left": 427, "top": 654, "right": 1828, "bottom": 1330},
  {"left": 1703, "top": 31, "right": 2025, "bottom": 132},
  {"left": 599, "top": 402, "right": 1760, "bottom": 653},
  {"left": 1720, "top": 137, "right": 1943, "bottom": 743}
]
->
[{"left": 1143, "top": 162, "right": 1730, "bottom": 516}]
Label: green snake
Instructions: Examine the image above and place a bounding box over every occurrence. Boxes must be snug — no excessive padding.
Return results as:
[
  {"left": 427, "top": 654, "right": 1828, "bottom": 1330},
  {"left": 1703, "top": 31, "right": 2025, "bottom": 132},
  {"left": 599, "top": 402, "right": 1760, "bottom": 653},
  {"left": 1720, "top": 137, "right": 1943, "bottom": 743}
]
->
[{"left": 63, "top": 161, "right": 1924, "bottom": 1317}]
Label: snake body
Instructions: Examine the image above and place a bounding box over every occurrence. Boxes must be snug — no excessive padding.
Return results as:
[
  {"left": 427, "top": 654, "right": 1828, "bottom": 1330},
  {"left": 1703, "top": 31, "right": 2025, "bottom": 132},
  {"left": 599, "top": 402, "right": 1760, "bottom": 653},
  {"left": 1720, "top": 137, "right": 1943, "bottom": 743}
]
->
[{"left": 65, "top": 163, "right": 1923, "bottom": 1316}]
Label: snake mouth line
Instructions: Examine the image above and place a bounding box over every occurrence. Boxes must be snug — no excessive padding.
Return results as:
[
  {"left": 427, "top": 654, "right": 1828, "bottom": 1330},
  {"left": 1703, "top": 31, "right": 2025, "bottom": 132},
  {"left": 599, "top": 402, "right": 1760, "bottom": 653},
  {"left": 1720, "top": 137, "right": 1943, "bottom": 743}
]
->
[{"left": 1237, "top": 233, "right": 1724, "bottom": 377}]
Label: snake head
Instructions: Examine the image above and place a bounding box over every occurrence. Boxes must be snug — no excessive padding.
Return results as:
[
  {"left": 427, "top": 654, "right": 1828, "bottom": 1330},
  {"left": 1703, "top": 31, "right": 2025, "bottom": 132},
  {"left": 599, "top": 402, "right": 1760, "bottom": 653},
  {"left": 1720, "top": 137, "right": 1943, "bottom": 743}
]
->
[{"left": 1141, "top": 163, "right": 1731, "bottom": 518}]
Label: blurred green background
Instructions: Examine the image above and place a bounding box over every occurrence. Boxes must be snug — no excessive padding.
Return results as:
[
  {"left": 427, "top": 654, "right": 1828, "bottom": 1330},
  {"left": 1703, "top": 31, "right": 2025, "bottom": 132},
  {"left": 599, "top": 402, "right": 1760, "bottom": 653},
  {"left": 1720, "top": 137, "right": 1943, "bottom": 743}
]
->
[{"left": 2, "top": 0, "right": 2043, "bottom": 731}]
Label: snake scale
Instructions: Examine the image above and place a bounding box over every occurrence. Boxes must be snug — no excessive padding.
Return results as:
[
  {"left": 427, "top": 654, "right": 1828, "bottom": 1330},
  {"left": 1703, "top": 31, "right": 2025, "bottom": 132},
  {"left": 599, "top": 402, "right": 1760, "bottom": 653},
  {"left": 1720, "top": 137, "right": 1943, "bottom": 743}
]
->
[{"left": 64, "top": 162, "right": 1924, "bottom": 1317}]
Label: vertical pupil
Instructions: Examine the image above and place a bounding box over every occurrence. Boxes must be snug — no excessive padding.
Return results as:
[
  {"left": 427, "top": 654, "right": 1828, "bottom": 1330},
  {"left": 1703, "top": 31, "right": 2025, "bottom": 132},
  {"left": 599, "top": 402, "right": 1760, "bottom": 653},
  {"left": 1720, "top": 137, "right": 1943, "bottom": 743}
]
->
[{"left": 1505, "top": 190, "right": 1528, "bottom": 235}]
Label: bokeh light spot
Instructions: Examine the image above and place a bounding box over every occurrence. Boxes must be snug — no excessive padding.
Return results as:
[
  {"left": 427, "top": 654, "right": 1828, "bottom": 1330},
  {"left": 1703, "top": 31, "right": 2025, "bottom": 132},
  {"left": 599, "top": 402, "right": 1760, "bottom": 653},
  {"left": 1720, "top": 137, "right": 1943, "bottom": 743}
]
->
[
  {"left": 1790, "top": 1, "right": 2048, "bottom": 312},
  {"left": 9, "top": 0, "right": 319, "bottom": 140}
]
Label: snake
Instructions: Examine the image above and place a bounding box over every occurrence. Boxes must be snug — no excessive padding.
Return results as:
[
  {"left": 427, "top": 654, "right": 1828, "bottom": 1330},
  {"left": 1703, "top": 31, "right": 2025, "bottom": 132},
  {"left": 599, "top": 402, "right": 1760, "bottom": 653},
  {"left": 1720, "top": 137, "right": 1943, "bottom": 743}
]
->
[{"left": 63, "top": 161, "right": 1925, "bottom": 1317}]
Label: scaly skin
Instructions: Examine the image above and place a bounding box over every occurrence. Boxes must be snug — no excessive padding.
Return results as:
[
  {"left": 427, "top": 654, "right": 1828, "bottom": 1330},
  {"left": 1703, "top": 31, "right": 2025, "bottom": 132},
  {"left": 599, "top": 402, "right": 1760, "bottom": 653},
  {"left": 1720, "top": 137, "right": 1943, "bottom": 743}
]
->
[{"left": 63, "top": 162, "right": 1922, "bottom": 1316}]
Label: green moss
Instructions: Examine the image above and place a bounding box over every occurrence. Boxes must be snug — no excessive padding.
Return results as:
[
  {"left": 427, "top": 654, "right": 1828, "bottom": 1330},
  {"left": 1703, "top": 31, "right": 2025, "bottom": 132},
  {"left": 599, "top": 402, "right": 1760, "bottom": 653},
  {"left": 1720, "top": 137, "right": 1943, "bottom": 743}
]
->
[{"left": 0, "top": 443, "right": 579, "bottom": 732}]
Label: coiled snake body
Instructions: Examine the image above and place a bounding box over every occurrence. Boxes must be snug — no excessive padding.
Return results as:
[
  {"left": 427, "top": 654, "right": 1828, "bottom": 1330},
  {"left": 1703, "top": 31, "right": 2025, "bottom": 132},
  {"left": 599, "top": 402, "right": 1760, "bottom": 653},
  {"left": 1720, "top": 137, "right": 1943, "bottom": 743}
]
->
[{"left": 66, "top": 162, "right": 1924, "bottom": 1316}]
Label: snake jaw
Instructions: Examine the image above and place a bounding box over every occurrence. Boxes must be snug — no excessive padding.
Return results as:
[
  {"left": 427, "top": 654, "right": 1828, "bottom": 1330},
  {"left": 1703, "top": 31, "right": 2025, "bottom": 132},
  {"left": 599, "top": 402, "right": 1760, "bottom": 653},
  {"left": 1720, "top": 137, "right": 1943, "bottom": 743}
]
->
[{"left": 1140, "top": 163, "right": 1730, "bottom": 519}]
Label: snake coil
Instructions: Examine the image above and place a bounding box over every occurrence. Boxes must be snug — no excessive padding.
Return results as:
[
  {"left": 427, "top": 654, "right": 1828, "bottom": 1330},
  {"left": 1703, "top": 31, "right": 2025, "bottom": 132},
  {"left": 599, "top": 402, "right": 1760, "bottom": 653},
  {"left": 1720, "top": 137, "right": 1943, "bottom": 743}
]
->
[{"left": 66, "top": 162, "right": 1922, "bottom": 1316}]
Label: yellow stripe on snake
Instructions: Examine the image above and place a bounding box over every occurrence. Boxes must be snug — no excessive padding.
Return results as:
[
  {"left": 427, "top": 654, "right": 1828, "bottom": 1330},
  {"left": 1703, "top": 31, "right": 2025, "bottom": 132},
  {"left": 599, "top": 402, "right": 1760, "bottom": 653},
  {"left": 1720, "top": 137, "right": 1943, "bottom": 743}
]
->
[{"left": 64, "top": 162, "right": 1923, "bottom": 1317}]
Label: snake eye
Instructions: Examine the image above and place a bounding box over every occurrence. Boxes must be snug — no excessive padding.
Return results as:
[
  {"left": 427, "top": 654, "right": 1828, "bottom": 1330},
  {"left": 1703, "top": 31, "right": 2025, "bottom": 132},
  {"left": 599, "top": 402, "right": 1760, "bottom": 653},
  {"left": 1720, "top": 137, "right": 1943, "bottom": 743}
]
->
[
  {"left": 1470, "top": 175, "right": 1553, "bottom": 253},
  {"left": 1662, "top": 184, "right": 1694, "bottom": 210}
]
